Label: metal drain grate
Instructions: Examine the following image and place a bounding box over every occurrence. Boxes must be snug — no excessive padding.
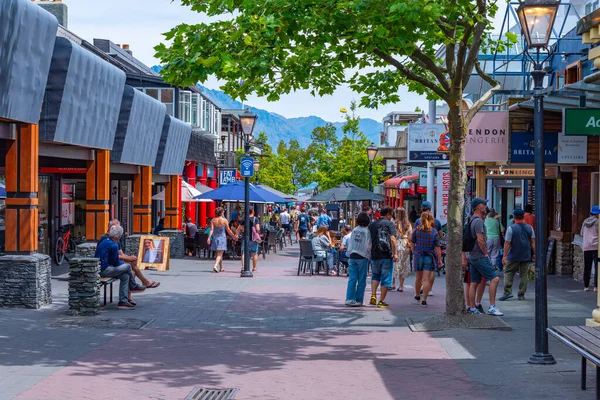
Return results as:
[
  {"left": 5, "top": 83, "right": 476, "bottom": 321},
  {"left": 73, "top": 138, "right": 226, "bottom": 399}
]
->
[{"left": 185, "top": 387, "right": 239, "bottom": 400}]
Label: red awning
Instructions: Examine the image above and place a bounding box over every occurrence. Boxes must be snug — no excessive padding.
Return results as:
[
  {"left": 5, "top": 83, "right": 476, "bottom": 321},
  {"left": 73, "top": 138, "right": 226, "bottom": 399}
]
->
[{"left": 384, "top": 174, "right": 419, "bottom": 189}]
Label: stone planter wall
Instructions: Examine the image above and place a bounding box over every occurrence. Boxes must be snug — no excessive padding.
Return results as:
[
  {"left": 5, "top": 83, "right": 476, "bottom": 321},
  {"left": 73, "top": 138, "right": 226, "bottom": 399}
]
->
[
  {"left": 555, "top": 241, "right": 573, "bottom": 276},
  {"left": 0, "top": 254, "right": 52, "bottom": 309},
  {"left": 68, "top": 258, "right": 100, "bottom": 316},
  {"left": 159, "top": 229, "right": 185, "bottom": 259},
  {"left": 76, "top": 242, "right": 98, "bottom": 258},
  {"left": 124, "top": 234, "right": 144, "bottom": 257},
  {"left": 573, "top": 245, "right": 584, "bottom": 282}
]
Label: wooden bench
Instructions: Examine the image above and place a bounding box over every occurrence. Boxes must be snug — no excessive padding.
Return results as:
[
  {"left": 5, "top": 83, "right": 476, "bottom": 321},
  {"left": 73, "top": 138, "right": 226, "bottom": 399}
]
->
[
  {"left": 100, "top": 277, "right": 117, "bottom": 306},
  {"left": 548, "top": 325, "right": 600, "bottom": 398}
]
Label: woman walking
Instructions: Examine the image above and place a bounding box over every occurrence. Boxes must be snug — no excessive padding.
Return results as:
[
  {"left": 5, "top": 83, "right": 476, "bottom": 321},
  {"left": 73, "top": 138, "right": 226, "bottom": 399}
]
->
[
  {"left": 411, "top": 213, "right": 442, "bottom": 307},
  {"left": 392, "top": 207, "right": 412, "bottom": 292},
  {"left": 208, "top": 207, "right": 239, "bottom": 273},
  {"left": 344, "top": 212, "right": 372, "bottom": 306}
]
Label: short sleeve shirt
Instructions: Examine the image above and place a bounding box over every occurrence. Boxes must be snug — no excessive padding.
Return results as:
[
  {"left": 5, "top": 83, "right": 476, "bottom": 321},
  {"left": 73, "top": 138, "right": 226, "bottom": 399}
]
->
[
  {"left": 298, "top": 214, "right": 310, "bottom": 230},
  {"left": 280, "top": 212, "right": 290, "bottom": 225},
  {"left": 368, "top": 218, "right": 398, "bottom": 260},
  {"left": 468, "top": 217, "right": 486, "bottom": 260}
]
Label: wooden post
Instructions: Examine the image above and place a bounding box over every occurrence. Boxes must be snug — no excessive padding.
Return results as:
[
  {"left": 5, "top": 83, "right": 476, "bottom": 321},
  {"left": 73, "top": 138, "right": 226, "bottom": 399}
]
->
[
  {"left": 133, "top": 166, "right": 152, "bottom": 234},
  {"left": 164, "top": 175, "right": 181, "bottom": 229},
  {"left": 86, "top": 150, "right": 110, "bottom": 241},
  {"left": 475, "top": 165, "right": 487, "bottom": 199},
  {"left": 5, "top": 124, "right": 39, "bottom": 253}
]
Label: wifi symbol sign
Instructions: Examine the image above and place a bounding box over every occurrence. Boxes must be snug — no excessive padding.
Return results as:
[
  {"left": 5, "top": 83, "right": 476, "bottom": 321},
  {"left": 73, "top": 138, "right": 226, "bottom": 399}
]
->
[{"left": 240, "top": 157, "right": 255, "bottom": 177}]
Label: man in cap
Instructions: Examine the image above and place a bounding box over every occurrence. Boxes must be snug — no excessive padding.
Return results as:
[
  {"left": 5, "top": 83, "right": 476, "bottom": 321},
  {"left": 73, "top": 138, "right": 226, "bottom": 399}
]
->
[
  {"left": 500, "top": 208, "right": 535, "bottom": 301},
  {"left": 467, "top": 198, "right": 503, "bottom": 316}
]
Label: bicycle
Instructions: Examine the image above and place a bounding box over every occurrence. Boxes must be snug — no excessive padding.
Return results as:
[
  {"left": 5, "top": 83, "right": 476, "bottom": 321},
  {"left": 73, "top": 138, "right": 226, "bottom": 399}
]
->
[{"left": 54, "top": 225, "right": 76, "bottom": 266}]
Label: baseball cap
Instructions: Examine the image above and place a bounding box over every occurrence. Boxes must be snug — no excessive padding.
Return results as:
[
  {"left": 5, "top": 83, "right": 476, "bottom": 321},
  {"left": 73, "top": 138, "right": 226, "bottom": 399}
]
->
[
  {"left": 592, "top": 206, "right": 600, "bottom": 215},
  {"left": 421, "top": 201, "right": 433, "bottom": 210},
  {"left": 513, "top": 208, "right": 525, "bottom": 217},
  {"left": 471, "top": 198, "right": 488, "bottom": 209}
]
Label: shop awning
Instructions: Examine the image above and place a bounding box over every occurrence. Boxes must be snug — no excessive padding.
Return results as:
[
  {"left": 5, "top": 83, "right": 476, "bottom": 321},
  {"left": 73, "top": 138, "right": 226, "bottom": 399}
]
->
[
  {"left": 154, "top": 115, "right": 192, "bottom": 175},
  {"left": 186, "top": 129, "right": 217, "bottom": 165},
  {"left": 40, "top": 37, "right": 126, "bottom": 148},
  {"left": 0, "top": 0, "right": 58, "bottom": 123},
  {"left": 511, "top": 80, "right": 600, "bottom": 113},
  {"left": 384, "top": 174, "right": 418, "bottom": 189},
  {"left": 257, "top": 184, "right": 298, "bottom": 201},
  {"left": 112, "top": 85, "right": 166, "bottom": 166}
]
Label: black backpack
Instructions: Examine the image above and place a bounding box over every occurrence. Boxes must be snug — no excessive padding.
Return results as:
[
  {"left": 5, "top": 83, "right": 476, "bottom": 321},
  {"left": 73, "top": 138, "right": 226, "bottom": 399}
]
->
[
  {"left": 375, "top": 222, "right": 392, "bottom": 253},
  {"left": 462, "top": 217, "right": 477, "bottom": 252}
]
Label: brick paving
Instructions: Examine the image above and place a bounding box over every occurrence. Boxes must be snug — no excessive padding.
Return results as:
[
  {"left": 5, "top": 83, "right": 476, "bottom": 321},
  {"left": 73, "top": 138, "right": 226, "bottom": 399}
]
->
[{"left": 0, "top": 244, "right": 598, "bottom": 399}]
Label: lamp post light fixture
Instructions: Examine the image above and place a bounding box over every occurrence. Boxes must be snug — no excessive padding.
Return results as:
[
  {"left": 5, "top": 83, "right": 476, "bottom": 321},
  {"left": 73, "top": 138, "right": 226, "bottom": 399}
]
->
[
  {"left": 254, "top": 159, "right": 260, "bottom": 184},
  {"left": 517, "top": 0, "right": 560, "bottom": 366},
  {"left": 366, "top": 142, "right": 378, "bottom": 206},
  {"left": 239, "top": 108, "right": 257, "bottom": 278}
]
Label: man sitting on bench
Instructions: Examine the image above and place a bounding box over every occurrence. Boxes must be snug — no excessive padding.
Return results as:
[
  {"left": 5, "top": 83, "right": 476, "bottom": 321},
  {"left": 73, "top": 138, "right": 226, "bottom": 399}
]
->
[
  {"left": 100, "top": 220, "right": 160, "bottom": 290},
  {"left": 95, "top": 225, "right": 136, "bottom": 309}
]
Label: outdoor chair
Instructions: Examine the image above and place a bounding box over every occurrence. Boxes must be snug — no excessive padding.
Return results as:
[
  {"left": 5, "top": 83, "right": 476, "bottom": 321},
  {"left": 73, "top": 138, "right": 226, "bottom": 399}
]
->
[
  {"left": 264, "top": 229, "right": 278, "bottom": 254},
  {"left": 196, "top": 232, "right": 213, "bottom": 259},
  {"left": 297, "top": 240, "right": 329, "bottom": 276},
  {"left": 284, "top": 228, "right": 294, "bottom": 246},
  {"left": 276, "top": 229, "right": 285, "bottom": 251}
]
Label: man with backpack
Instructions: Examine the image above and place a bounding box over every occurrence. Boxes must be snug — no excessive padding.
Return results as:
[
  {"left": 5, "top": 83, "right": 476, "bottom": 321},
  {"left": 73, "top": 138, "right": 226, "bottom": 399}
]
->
[
  {"left": 368, "top": 206, "right": 398, "bottom": 309},
  {"left": 499, "top": 208, "right": 535, "bottom": 301},
  {"left": 464, "top": 198, "right": 503, "bottom": 316}
]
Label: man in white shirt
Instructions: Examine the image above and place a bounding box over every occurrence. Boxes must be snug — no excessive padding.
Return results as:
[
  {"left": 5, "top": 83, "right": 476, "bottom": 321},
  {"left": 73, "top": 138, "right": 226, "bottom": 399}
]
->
[
  {"left": 280, "top": 208, "right": 291, "bottom": 236},
  {"left": 340, "top": 226, "right": 352, "bottom": 252}
]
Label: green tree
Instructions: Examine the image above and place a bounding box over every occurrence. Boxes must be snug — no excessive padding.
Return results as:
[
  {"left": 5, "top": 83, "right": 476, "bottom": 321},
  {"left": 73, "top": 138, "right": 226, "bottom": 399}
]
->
[
  {"left": 155, "top": 0, "right": 513, "bottom": 315},
  {"left": 253, "top": 132, "right": 296, "bottom": 194},
  {"left": 278, "top": 139, "right": 312, "bottom": 188},
  {"left": 306, "top": 124, "right": 338, "bottom": 190}
]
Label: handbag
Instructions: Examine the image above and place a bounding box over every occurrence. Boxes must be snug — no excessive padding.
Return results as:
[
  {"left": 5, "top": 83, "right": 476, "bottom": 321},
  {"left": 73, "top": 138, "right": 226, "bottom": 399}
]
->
[{"left": 251, "top": 218, "right": 262, "bottom": 243}]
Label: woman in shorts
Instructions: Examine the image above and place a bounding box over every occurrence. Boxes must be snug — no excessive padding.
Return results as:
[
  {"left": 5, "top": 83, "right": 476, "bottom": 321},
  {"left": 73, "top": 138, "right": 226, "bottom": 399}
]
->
[{"left": 411, "top": 213, "right": 442, "bottom": 308}]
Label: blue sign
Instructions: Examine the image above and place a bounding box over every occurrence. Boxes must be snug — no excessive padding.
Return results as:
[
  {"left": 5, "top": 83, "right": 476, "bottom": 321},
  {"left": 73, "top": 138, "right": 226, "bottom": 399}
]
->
[
  {"left": 219, "top": 169, "right": 237, "bottom": 185},
  {"left": 511, "top": 132, "right": 558, "bottom": 163},
  {"left": 240, "top": 157, "right": 255, "bottom": 177}
]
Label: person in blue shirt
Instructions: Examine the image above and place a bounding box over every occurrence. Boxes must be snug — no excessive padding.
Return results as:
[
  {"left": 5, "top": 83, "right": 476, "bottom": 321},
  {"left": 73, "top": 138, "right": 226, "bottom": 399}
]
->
[
  {"left": 316, "top": 209, "right": 332, "bottom": 229},
  {"left": 95, "top": 225, "right": 136, "bottom": 309},
  {"left": 297, "top": 211, "right": 312, "bottom": 239}
]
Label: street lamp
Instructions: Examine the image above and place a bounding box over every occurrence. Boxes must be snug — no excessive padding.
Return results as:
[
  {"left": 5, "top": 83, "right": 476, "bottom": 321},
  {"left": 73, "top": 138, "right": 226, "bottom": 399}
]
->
[
  {"left": 367, "top": 142, "right": 378, "bottom": 206},
  {"left": 517, "top": 0, "right": 560, "bottom": 366},
  {"left": 254, "top": 159, "right": 260, "bottom": 184},
  {"left": 239, "top": 108, "right": 257, "bottom": 278}
]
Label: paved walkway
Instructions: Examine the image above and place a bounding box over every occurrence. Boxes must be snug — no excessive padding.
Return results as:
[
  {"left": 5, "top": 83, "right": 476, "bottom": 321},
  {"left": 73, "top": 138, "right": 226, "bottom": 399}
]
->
[{"left": 0, "top": 245, "right": 598, "bottom": 399}]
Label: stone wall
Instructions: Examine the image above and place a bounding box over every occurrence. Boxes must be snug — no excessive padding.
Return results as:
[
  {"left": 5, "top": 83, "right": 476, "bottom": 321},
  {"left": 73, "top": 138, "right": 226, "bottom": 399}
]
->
[
  {"left": 124, "top": 234, "right": 143, "bottom": 257},
  {"left": 76, "top": 242, "right": 97, "bottom": 258},
  {"left": 159, "top": 229, "right": 185, "bottom": 259},
  {"left": 555, "top": 241, "right": 573, "bottom": 276},
  {"left": 0, "top": 254, "right": 52, "bottom": 309},
  {"left": 573, "top": 245, "right": 584, "bottom": 282},
  {"left": 68, "top": 258, "right": 100, "bottom": 316}
]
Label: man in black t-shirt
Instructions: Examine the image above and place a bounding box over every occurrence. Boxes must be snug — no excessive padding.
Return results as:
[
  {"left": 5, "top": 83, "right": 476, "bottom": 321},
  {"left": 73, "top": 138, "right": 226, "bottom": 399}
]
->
[{"left": 368, "top": 206, "right": 398, "bottom": 309}]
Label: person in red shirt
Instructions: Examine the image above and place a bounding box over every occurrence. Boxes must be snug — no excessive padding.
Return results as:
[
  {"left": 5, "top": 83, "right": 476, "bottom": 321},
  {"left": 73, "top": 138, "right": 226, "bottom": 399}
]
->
[{"left": 523, "top": 204, "right": 536, "bottom": 232}]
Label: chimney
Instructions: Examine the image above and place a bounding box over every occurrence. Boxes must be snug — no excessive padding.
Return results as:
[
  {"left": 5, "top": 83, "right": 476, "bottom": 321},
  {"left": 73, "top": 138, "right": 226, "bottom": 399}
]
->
[
  {"left": 122, "top": 44, "right": 133, "bottom": 56},
  {"left": 35, "top": 0, "right": 68, "bottom": 28}
]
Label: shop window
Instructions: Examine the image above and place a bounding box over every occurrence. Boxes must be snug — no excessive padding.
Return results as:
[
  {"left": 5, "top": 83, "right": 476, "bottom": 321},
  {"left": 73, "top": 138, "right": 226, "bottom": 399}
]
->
[
  {"left": 145, "top": 88, "right": 159, "bottom": 100},
  {"left": 161, "top": 88, "right": 175, "bottom": 116},
  {"left": 586, "top": 0, "right": 599, "bottom": 15},
  {"left": 191, "top": 93, "right": 199, "bottom": 127},
  {"left": 566, "top": 61, "right": 582, "bottom": 85},
  {"left": 179, "top": 91, "right": 192, "bottom": 124},
  {"left": 202, "top": 97, "right": 210, "bottom": 130}
]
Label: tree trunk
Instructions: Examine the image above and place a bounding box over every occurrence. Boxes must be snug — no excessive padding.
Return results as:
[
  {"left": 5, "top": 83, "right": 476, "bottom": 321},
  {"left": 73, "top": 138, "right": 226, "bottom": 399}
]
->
[{"left": 445, "top": 101, "right": 468, "bottom": 315}]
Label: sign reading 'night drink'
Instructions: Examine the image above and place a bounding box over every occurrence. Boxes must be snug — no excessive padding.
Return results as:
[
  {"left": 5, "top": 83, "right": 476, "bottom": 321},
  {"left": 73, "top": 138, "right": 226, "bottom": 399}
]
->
[{"left": 564, "top": 108, "right": 600, "bottom": 136}]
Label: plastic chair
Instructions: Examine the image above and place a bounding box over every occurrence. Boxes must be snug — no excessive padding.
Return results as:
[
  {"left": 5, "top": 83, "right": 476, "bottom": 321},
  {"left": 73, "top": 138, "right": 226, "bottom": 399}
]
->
[{"left": 297, "top": 240, "right": 328, "bottom": 276}]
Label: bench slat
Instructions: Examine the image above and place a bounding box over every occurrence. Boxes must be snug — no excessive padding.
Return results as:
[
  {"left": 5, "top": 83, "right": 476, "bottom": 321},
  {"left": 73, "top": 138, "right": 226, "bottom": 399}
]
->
[
  {"left": 552, "top": 326, "right": 600, "bottom": 359},
  {"left": 580, "top": 326, "right": 600, "bottom": 341}
]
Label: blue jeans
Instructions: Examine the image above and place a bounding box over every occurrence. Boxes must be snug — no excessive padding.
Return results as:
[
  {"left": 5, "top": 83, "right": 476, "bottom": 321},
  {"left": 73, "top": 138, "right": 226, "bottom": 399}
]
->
[
  {"left": 469, "top": 257, "right": 497, "bottom": 284},
  {"left": 372, "top": 259, "right": 393, "bottom": 288},
  {"left": 100, "top": 263, "right": 132, "bottom": 303},
  {"left": 346, "top": 258, "right": 368, "bottom": 303},
  {"left": 414, "top": 255, "right": 435, "bottom": 272}
]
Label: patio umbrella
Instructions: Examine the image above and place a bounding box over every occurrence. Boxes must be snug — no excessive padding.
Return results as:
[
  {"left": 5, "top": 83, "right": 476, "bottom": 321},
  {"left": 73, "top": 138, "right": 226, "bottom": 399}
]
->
[
  {"left": 256, "top": 184, "right": 298, "bottom": 201},
  {"left": 194, "top": 181, "right": 288, "bottom": 204},
  {"left": 306, "top": 182, "right": 385, "bottom": 202},
  {"left": 152, "top": 180, "right": 213, "bottom": 202}
]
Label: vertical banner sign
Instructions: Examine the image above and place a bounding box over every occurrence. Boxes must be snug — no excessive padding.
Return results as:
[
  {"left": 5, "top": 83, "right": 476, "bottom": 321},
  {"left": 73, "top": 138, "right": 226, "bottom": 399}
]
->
[{"left": 436, "top": 169, "right": 450, "bottom": 227}]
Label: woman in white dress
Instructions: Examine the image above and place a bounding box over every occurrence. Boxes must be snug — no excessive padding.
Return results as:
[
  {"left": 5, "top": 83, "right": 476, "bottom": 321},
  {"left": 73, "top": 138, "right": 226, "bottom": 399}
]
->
[{"left": 392, "top": 207, "right": 412, "bottom": 292}]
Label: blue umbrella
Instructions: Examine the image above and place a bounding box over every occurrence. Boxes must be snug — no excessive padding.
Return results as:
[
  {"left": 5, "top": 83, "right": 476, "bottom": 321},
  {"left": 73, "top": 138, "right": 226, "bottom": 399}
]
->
[
  {"left": 251, "top": 184, "right": 289, "bottom": 204},
  {"left": 194, "top": 181, "right": 287, "bottom": 203}
]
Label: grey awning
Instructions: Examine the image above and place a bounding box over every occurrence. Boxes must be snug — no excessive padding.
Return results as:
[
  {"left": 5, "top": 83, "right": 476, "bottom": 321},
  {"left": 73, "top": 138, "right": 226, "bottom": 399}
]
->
[
  {"left": 40, "top": 37, "right": 126, "bottom": 148},
  {"left": 512, "top": 80, "right": 600, "bottom": 112},
  {"left": 112, "top": 85, "right": 166, "bottom": 166},
  {"left": 0, "top": 0, "right": 58, "bottom": 123},
  {"left": 154, "top": 115, "right": 192, "bottom": 175},
  {"left": 186, "top": 129, "right": 217, "bottom": 165}
]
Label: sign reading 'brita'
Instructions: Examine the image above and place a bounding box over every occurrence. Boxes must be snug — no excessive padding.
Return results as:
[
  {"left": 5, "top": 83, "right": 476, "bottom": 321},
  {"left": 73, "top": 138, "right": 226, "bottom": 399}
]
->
[
  {"left": 510, "top": 132, "right": 558, "bottom": 163},
  {"left": 465, "top": 112, "right": 508, "bottom": 162}
]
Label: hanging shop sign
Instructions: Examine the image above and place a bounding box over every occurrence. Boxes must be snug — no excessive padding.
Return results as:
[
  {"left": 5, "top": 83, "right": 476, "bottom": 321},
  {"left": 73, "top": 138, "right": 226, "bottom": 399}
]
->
[
  {"left": 419, "top": 170, "right": 427, "bottom": 187},
  {"left": 436, "top": 169, "right": 450, "bottom": 227},
  {"left": 408, "top": 124, "right": 449, "bottom": 161},
  {"left": 510, "top": 132, "right": 558, "bottom": 163},
  {"left": 219, "top": 169, "right": 237, "bottom": 185},
  {"left": 557, "top": 134, "right": 587, "bottom": 164},
  {"left": 465, "top": 111, "right": 509, "bottom": 162},
  {"left": 563, "top": 108, "right": 600, "bottom": 136},
  {"left": 485, "top": 167, "right": 559, "bottom": 178}
]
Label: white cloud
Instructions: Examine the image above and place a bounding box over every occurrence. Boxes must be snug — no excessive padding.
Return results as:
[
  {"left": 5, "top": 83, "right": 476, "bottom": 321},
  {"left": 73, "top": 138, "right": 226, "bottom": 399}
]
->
[{"left": 66, "top": 0, "right": 427, "bottom": 121}]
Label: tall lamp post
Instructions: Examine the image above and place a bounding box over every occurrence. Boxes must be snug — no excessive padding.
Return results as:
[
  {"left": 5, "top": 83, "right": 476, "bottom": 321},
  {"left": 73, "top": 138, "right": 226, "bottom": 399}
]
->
[
  {"left": 517, "top": 0, "right": 560, "bottom": 365},
  {"left": 367, "top": 142, "right": 378, "bottom": 206},
  {"left": 239, "top": 108, "right": 257, "bottom": 278},
  {"left": 254, "top": 159, "right": 260, "bottom": 185}
]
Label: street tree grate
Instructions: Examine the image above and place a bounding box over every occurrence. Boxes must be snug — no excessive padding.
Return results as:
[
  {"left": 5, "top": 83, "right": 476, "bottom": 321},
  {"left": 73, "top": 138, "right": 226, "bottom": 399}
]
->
[{"left": 185, "top": 387, "right": 239, "bottom": 400}]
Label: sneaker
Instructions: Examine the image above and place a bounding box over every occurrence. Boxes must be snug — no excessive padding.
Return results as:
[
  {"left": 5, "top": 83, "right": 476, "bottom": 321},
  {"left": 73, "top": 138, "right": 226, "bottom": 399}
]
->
[
  {"left": 352, "top": 302, "right": 363, "bottom": 307},
  {"left": 476, "top": 304, "right": 484, "bottom": 314},
  {"left": 421, "top": 300, "right": 427, "bottom": 308},
  {"left": 345, "top": 300, "right": 357, "bottom": 307},
  {"left": 499, "top": 293, "right": 513, "bottom": 301},
  {"left": 370, "top": 295, "right": 377, "bottom": 305},
  {"left": 118, "top": 301, "right": 136, "bottom": 310},
  {"left": 414, "top": 295, "right": 421, "bottom": 303},
  {"left": 518, "top": 295, "right": 525, "bottom": 300},
  {"left": 428, "top": 291, "right": 434, "bottom": 297},
  {"left": 469, "top": 308, "right": 482, "bottom": 315},
  {"left": 377, "top": 301, "right": 390, "bottom": 309},
  {"left": 488, "top": 305, "right": 504, "bottom": 316},
  {"left": 130, "top": 285, "right": 146, "bottom": 293}
]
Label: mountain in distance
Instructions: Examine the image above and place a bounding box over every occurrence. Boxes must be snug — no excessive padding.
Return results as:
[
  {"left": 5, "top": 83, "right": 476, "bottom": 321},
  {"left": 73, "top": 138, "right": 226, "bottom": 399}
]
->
[{"left": 198, "top": 85, "right": 382, "bottom": 147}]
